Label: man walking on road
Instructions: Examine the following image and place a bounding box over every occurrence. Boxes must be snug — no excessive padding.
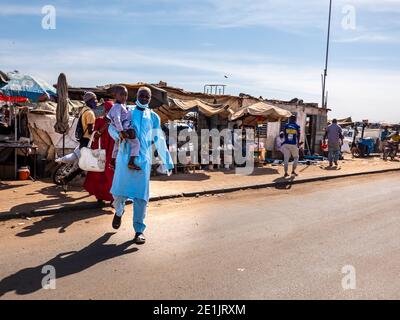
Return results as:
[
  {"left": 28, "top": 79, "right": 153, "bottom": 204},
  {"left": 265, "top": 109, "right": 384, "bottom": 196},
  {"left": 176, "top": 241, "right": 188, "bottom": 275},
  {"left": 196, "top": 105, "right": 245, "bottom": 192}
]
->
[
  {"left": 109, "top": 87, "right": 174, "bottom": 244},
  {"left": 324, "top": 119, "right": 343, "bottom": 167},
  {"left": 281, "top": 115, "right": 301, "bottom": 177}
]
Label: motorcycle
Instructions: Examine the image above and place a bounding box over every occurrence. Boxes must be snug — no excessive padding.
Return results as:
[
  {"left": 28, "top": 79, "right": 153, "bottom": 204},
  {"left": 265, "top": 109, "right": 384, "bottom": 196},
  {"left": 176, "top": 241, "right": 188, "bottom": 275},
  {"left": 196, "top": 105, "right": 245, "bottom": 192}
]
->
[
  {"left": 52, "top": 147, "right": 82, "bottom": 186},
  {"left": 383, "top": 141, "right": 399, "bottom": 161}
]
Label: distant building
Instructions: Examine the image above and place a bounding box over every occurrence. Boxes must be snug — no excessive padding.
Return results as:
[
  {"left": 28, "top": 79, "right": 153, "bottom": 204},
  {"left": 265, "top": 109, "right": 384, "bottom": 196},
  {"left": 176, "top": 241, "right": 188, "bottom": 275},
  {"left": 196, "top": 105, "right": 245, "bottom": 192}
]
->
[{"left": 263, "top": 98, "right": 329, "bottom": 155}]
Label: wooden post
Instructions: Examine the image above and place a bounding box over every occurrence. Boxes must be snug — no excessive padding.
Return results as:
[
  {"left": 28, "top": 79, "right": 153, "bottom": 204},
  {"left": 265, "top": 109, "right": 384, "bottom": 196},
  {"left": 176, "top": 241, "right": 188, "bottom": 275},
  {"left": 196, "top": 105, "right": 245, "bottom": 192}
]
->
[{"left": 14, "top": 107, "right": 17, "bottom": 180}]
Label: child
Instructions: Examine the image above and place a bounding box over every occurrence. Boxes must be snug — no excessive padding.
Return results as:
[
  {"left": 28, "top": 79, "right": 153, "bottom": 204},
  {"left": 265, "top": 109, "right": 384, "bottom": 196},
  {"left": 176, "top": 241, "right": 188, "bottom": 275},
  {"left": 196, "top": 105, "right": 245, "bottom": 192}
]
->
[{"left": 107, "top": 85, "right": 141, "bottom": 170}]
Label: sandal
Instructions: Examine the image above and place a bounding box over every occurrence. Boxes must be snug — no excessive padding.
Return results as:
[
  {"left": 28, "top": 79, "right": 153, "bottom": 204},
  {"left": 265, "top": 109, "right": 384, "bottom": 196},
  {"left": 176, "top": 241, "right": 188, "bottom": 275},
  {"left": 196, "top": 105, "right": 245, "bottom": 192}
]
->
[
  {"left": 128, "top": 164, "right": 141, "bottom": 171},
  {"left": 112, "top": 213, "right": 122, "bottom": 230},
  {"left": 134, "top": 233, "right": 146, "bottom": 244}
]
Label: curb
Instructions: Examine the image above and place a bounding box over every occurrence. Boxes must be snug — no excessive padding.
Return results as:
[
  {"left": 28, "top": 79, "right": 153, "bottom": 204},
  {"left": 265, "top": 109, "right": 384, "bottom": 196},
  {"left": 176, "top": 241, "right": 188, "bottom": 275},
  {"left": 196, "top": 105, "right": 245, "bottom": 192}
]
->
[
  {"left": 164, "top": 167, "right": 400, "bottom": 199},
  {"left": 1, "top": 167, "right": 399, "bottom": 221}
]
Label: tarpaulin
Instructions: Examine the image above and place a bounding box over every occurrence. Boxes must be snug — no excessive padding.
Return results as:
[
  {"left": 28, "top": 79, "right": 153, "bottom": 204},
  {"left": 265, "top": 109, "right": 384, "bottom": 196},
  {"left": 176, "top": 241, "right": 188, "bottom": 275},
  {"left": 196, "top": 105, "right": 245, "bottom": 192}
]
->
[{"left": 229, "top": 101, "right": 292, "bottom": 123}]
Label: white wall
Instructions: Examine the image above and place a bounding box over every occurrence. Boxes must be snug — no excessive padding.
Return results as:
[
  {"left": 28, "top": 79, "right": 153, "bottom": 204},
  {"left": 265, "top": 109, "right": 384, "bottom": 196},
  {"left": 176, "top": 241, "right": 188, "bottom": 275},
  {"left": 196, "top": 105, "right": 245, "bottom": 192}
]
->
[{"left": 264, "top": 106, "right": 329, "bottom": 151}]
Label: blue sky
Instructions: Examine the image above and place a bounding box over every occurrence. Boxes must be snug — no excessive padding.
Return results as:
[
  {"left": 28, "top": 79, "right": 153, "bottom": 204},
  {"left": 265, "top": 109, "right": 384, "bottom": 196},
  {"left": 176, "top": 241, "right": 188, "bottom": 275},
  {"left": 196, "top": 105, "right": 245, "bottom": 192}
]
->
[{"left": 1, "top": 0, "right": 399, "bottom": 122}]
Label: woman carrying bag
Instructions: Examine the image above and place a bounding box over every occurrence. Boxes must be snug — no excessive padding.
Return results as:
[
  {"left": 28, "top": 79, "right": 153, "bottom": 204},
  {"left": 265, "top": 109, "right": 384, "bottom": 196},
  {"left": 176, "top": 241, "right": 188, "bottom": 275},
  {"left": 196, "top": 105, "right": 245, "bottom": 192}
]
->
[{"left": 84, "top": 101, "right": 115, "bottom": 205}]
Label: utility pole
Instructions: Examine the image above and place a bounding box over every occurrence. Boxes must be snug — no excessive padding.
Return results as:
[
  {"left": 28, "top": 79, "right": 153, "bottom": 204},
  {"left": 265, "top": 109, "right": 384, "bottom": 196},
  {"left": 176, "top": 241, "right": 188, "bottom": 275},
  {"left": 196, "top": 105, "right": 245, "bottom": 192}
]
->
[{"left": 322, "top": 0, "right": 333, "bottom": 109}]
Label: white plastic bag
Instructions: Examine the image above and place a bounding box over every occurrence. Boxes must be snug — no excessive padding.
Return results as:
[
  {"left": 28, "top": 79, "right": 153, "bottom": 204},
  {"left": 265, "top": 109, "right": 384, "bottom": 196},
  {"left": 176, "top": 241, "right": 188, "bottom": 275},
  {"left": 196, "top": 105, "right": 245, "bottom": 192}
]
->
[
  {"left": 341, "top": 140, "right": 351, "bottom": 154},
  {"left": 78, "top": 133, "right": 106, "bottom": 172}
]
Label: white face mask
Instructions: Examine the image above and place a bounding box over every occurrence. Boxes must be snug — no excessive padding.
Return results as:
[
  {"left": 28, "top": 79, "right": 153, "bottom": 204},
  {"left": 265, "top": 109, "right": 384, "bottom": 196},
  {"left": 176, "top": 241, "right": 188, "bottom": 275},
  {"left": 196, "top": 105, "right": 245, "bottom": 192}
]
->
[{"left": 136, "top": 99, "right": 150, "bottom": 109}]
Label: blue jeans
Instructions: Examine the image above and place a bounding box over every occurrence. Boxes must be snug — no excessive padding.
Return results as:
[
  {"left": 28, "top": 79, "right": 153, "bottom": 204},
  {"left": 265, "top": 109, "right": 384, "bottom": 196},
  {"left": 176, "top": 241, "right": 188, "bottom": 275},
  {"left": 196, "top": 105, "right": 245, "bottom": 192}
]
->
[{"left": 113, "top": 196, "right": 147, "bottom": 234}]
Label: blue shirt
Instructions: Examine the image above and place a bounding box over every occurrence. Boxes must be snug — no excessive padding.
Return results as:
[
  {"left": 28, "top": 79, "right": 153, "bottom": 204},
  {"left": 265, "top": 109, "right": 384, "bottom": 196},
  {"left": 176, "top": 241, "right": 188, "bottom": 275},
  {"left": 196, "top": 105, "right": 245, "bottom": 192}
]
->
[
  {"left": 283, "top": 122, "right": 301, "bottom": 145},
  {"left": 109, "top": 106, "right": 174, "bottom": 202},
  {"left": 381, "top": 130, "right": 390, "bottom": 141},
  {"left": 326, "top": 123, "right": 343, "bottom": 144}
]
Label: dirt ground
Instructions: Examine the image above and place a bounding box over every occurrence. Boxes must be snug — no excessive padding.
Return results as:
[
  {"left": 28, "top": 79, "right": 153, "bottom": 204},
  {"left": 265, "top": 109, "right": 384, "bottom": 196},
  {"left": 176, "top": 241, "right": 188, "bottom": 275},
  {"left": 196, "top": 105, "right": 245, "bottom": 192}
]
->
[
  {"left": 1, "top": 172, "right": 400, "bottom": 299},
  {"left": 1, "top": 155, "right": 399, "bottom": 217}
]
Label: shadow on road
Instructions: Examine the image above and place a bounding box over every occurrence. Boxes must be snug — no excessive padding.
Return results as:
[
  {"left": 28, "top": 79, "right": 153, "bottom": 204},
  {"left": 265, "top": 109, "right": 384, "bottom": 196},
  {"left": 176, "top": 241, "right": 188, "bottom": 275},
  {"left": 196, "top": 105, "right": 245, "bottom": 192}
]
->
[
  {"left": 152, "top": 167, "right": 280, "bottom": 181},
  {"left": 16, "top": 208, "right": 114, "bottom": 237},
  {"left": 223, "top": 167, "right": 280, "bottom": 176},
  {"left": 0, "top": 184, "right": 92, "bottom": 216},
  {"left": 0, "top": 182, "right": 29, "bottom": 192},
  {"left": 299, "top": 165, "right": 311, "bottom": 173},
  {"left": 273, "top": 176, "right": 295, "bottom": 190},
  {"left": 321, "top": 166, "right": 342, "bottom": 171},
  {"left": 154, "top": 172, "right": 210, "bottom": 182},
  {"left": 0, "top": 233, "right": 138, "bottom": 297}
]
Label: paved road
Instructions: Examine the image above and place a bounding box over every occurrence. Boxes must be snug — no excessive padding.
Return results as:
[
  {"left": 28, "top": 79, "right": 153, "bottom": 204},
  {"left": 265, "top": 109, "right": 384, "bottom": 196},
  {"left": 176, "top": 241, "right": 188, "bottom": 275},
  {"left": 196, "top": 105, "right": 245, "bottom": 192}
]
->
[{"left": 1, "top": 172, "right": 400, "bottom": 299}]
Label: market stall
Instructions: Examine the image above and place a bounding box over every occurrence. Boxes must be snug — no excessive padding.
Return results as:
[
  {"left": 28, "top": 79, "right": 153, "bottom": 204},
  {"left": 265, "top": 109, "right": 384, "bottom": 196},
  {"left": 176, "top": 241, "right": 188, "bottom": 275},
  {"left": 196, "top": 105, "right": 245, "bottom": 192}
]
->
[
  {"left": 229, "top": 101, "right": 292, "bottom": 164},
  {"left": 0, "top": 71, "right": 56, "bottom": 179}
]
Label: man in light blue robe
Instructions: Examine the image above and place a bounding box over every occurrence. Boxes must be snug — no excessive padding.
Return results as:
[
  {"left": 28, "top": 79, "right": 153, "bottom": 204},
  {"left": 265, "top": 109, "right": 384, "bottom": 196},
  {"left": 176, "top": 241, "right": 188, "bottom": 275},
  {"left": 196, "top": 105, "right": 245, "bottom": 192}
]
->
[{"left": 109, "top": 87, "right": 174, "bottom": 244}]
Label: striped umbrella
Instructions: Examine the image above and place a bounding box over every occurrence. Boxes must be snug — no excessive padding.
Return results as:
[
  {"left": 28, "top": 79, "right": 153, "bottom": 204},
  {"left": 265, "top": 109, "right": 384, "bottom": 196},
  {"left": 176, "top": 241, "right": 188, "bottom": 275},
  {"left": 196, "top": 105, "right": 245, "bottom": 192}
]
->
[
  {"left": 0, "top": 92, "right": 28, "bottom": 103},
  {"left": 0, "top": 71, "right": 56, "bottom": 102}
]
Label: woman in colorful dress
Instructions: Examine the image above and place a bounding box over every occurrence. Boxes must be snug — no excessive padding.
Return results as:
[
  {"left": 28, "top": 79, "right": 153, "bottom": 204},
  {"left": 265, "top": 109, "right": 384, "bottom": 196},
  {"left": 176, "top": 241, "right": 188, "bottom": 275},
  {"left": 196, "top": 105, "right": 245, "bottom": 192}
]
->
[{"left": 84, "top": 101, "right": 115, "bottom": 204}]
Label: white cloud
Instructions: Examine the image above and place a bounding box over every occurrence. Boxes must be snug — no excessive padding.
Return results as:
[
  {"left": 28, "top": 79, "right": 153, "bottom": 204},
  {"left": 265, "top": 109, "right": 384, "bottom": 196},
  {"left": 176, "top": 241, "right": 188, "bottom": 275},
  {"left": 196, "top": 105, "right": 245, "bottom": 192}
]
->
[
  {"left": 0, "top": 1, "right": 396, "bottom": 27},
  {"left": 1, "top": 40, "right": 399, "bottom": 122},
  {"left": 0, "top": 5, "right": 41, "bottom": 15},
  {"left": 2, "top": 1, "right": 399, "bottom": 43},
  {"left": 333, "top": 33, "right": 399, "bottom": 43}
]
